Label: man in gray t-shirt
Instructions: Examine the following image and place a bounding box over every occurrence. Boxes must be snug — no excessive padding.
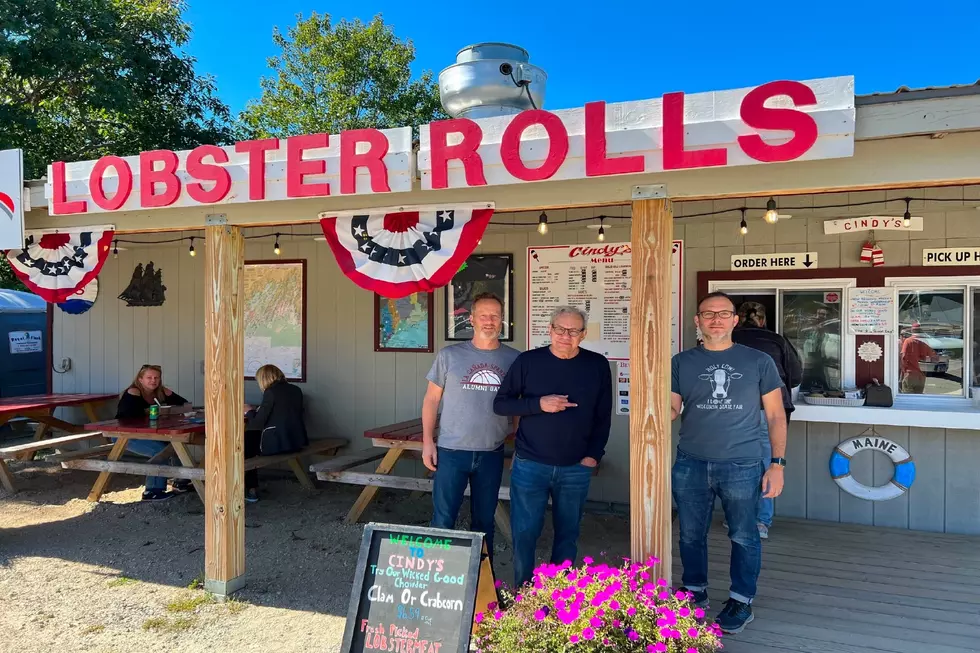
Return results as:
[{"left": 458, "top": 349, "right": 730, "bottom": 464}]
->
[{"left": 422, "top": 293, "right": 519, "bottom": 559}]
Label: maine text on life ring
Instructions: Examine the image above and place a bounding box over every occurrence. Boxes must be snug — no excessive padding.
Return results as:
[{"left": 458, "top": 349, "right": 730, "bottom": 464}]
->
[{"left": 829, "top": 436, "right": 916, "bottom": 501}]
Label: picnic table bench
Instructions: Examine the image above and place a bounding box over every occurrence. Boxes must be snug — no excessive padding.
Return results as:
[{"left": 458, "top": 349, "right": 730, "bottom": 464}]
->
[{"left": 64, "top": 414, "right": 346, "bottom": 502}]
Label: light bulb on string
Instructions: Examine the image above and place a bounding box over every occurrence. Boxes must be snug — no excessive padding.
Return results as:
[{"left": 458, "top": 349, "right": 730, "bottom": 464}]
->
[
  {"left": 739, "top": 208, "right": 748, "bottom": 236},
  {"left": 903, "top": 198, "right": 912, "bottom": 228},
  {"left": 763, "top": 197, "right": 779, "bottom": 224},
  {"left": 274, "top": 233, "right": 281, "bottom": 256},
  {"left": 597, "top": 217, "right": 605, "bottom": 242},
  {"left": 537, "top": 212, "right": 548, "bottom": 235},
  {"left": 188, "top": 237, "right": 196, "bottom": 257},
  {"left": 113, "top": 240, "right": 119, "bottom": 259}
]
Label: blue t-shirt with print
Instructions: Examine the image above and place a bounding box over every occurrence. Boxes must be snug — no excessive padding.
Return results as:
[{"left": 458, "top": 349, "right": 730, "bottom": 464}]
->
[{"left": 671, "top": 344, "right": 783, "bottom": 463}]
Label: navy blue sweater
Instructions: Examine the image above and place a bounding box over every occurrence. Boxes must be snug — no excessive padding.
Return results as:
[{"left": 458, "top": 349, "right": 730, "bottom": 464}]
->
[{"left": 493, "top": 346, "right": 613, "bottom": 466}]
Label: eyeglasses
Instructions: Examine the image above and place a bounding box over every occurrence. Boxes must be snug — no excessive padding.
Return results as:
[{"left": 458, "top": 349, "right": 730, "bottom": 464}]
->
[
  {"left": 698, "top": 310, "right": 735, "bottom": 320},
  {"left": 140, "top": 364, "right": 162, "bottom": 372},
  {"left": 551, "top": 325, "right": 585, "bottom": 337}
]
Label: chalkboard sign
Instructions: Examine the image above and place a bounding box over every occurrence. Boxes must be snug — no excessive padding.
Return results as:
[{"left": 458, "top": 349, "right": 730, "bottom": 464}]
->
[{"left": 341, "top": 523, "right": 492, "bottom": 653}]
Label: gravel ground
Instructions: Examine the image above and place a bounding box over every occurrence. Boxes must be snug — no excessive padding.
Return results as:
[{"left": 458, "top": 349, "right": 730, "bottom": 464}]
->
[{"left": 0, "top": 458, "right": 631, "bottom": 653}]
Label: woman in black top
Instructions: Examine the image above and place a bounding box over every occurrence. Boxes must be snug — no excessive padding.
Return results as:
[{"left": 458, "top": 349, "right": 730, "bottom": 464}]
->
[
  {"left": 243, "top": 364, "right": 308, "bottom": 502},
  {"left": 115, "top": 365, "right": 191, "bottom": 501}
]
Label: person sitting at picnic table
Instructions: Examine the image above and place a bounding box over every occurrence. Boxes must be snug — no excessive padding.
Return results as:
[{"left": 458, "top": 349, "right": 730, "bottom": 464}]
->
[
  {"left": 243, "top": 364, "right": 308, "bottom": 503},
  {"left": 115, "top": 364, "right": 192, "bottom": 502}
]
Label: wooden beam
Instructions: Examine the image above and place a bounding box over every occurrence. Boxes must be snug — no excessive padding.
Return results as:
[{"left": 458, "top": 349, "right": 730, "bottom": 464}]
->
[
  {"left": 204, "top": 223, "right": 246, "bottom": 598},
  {"left": 629, "top": 197, "right": 673, "bottom": 584},
  {"left": 61, "top": 459, "right": 206, "bottom": 480},
  {"left": 0, "top": 431, "right": 104, "bottom": 459}
]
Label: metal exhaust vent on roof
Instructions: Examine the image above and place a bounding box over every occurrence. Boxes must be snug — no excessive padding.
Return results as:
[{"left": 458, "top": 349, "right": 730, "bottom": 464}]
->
[{"left": 438, "top": 42, "right": 547, "bottom": 119}]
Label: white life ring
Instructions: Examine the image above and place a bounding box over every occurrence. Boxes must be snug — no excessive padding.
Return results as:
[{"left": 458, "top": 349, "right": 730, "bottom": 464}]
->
[{"left": 829, "top": 436, "right": 916, "bottom": 501}]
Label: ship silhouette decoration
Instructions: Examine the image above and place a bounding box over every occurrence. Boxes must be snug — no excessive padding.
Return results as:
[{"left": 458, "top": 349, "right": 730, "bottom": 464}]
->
[{"left": 118, "top": 262, "right": 167, "bottom": 307}]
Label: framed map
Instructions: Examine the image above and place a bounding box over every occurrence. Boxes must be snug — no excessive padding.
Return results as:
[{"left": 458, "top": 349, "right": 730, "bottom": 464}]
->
[
  {"left": 445, "top": 254, "right": 514, "bottom": 342},
  {"left": 374, "top": 291, "right": 434, "bottom": 353},
  {"left": 244, "top": 260, "right": 307, "bottom": 381}
]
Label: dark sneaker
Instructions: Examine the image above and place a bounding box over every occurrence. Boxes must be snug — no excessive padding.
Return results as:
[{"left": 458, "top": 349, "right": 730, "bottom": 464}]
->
[
  {"left": 716, "top": 598, "right": 754, "bottom": 634},
  {"left": 141, "top": 489, "right": 176, "bottom": 502},
  {"left": 678, "top": 586, "right": 709, "bottom": 609},
  {"left": 171, "top": 479, "right": 193, "bottom": 494},
  {"left": 245, "top": 489, "right": 259, "bottom": 504}
]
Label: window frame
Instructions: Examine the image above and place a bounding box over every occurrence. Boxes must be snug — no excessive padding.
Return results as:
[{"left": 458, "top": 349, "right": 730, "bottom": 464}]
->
[
  {"left": 708, "top": 277, "right": 858, "bottom": 389},
  {"left": 884, "top": 275, "right": 980, "bottom": 405}
]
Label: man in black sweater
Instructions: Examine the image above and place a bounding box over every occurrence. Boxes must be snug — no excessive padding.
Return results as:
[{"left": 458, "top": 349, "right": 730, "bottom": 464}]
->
[{"left": 493, "top": 305, "right": 613, "bottom": 587}]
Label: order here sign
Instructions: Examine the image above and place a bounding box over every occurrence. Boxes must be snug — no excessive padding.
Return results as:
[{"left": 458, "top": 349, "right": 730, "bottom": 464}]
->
[{"left": 731, "top": 252, "right": 818, "bottom": 270}]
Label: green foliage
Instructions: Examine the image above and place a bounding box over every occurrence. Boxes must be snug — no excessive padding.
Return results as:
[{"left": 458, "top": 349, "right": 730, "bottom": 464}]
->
[
  {"left": 0, "top": 257, "right": 27, "bottom": 292},
  {"left": 0, "top": 0, "right": 233, "bottom": 179},
  {"left": 238, "top": 12, "right": 446, "bottom": 139}
]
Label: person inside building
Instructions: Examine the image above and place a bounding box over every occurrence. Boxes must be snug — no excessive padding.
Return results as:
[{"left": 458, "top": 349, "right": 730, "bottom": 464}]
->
[
  {"left": 493, "top": 305, "right": 613, "bottom": 589},
  {"left": 115, "top": 364, "right": 192, "bottom": 501},
  {"left": 243, "top": 364, "right": 308, "bottom": 503},
  {"left": 733, "top": 301, "right": 802, "bottom": 539},
  {"left": 671, "top": 291, "right": 787, "bottom": 635},
  {"left": 421, "top": 292, "right": 520, "bottom": 564}
]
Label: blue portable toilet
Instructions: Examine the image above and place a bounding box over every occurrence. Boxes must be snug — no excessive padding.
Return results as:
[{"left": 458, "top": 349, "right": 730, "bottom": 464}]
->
[{"left": 0, "top": 289, "right": 49, "bottom": 398}]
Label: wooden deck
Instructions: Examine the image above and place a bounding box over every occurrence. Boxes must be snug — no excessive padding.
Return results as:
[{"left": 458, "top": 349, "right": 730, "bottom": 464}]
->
[{"left": 679, "top": 518, "right": 980, "bottom": 653}]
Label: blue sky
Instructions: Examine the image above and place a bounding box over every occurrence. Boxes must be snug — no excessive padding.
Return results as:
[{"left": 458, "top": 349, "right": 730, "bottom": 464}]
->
[{"left": 183, "top": 0, "right": 978, "bottom": 117}]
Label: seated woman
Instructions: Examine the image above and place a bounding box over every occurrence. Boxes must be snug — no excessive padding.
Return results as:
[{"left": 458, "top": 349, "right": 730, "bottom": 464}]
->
[
  {"left": 116, "top": 364, "right": 192, "bottom": 501},
  {"left": 243, "top": 364, "right": 308, "bottom": 503}
]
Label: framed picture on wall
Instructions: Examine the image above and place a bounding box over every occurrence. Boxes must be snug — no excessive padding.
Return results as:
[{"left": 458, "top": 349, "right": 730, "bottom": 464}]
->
[
  {"left": 445, "top": 254, "right": 514, "bottom": 342},
  {"left": 374, "top": 291, "right": 435, "bottom": 353},
  {"left": 244, "top": 259, "right": 307, "bottom": 382}
]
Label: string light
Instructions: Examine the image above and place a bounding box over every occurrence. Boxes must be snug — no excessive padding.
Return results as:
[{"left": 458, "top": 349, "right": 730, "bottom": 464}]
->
[
  {"left": 112, "top": 240, "right": 118, "bottom": 259},
  {"left": 903, "top": 198, "right": 912, "bottom": 228},
  {"left": 739, "top": 208, "right": 748, "bottom": 236},
  {"left": 597, "top": 217, "right": 606, "bottom": 242},
  {"left": 273, "top": 233, "right": 281, "bottom": 256},
  {"left": 188, "top": 237, "right": 196, "bottom": 257},
  {"left": 763, "top": 197, "right": 779, "bottom": 224},
  {"left": 537, "top": 212, "right": 548, "bottom": 235}
]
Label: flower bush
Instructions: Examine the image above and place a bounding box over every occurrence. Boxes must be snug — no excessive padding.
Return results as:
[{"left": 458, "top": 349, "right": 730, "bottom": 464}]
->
[{"left": 472, "top": 556, "right": 722, "bottom": 652}]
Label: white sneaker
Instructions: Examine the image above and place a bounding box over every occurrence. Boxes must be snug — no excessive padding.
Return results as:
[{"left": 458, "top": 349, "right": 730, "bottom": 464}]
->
[{"left": 758, "top": 523, "right": 769, "bottom": 539}]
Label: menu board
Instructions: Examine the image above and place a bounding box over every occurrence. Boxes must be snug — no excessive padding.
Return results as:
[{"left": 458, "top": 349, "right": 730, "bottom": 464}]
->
[
  {"left": 527, "top": 241, "right": 683, "bottom": 360},
  {"left": 341, "top": 524, "right": 488, "bottom": 653},
  {"left": 847, "top": 287, "right": 897, "bottom": 335},
  {"left": 616, "top": 360, "right": 630, "bottom": 415}
]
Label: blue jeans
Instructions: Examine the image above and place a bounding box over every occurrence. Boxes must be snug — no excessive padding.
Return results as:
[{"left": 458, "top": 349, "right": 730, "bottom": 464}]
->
[
  {"left": 431, "top": 446, "right": 505, "bottom": 560},
  {"left": 122, "top": 439, "right": 176, "bottom": 492},
  {"left": 672, "top": 451, "right": 764, "bottom": 603},
  {"left": 509, "top": 455, "right": 593, "bottom": 588}
]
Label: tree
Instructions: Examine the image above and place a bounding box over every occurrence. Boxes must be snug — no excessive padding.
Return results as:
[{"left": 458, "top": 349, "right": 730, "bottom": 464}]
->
[
  {"left": 0, "top": 0, "right": 233, "bottom": 179},
  {"left": 238, "top": 12, "right": 446, "bottom": 139}
]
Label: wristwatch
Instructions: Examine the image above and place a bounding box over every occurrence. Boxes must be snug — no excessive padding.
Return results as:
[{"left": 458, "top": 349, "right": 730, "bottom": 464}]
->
[{"left": 770, "top": 457, "right": 787, "bottom": 467}]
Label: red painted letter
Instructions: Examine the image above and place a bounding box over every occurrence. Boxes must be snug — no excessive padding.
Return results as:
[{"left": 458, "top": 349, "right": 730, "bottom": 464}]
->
[
  {"left": 51, "top": 161, "right": 87, "bottom": 214},
  {"left": 500, "top": 110, "right": 569, "bottom": 182},
  {"left": 286, "top": 134, "right": 331, "bottom": 197},
  {"left": 89, "top": 156, "right": 133, "bottom": 211},
  {"left": 662, "top": 92, "right": 728, "bottom": 170},
  {"left": 428, "top": 119, "right": 486, "bottom": 189},
  {"left": 234, "top": 138, "right": 279, "bottom": 200},
  {"left": 186, "top": 145, "right": 231, "bottom": 204},
  {"left": 585, "top": 101, "right": 644, "bottom": 177},
  {"left": 738, "top": 80, "right": 819, "bottom": 163},
  {"left": 340, "top": 129, "right": 390, "bottom": 194},
  {"left": 139, "top": 150, "right": 181, "bottom": 208}
]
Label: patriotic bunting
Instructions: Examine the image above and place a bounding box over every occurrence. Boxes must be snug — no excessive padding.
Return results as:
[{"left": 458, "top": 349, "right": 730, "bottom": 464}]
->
[
  {"left": 319, "top": 204, "right": 494, "bottom": 298},
  {"left": 5, "top": 226, "right": 115, "bottom": 303}
]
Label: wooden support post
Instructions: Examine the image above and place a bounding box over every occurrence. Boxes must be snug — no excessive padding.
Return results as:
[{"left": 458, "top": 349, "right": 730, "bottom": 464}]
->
[
  {"left": 204, "top": 223, "right": 246, "bottom": 598},
  {"left": 629, "top": 197, "right": 673, "bottom": 584}
]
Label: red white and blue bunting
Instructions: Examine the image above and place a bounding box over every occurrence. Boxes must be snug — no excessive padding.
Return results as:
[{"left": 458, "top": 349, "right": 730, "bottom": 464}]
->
[
  {"left": 5, "top": 225, "right": 114, "bottom": 303},
  {"left": 318, "top": 203, "right": 494, "bottom": 298}
]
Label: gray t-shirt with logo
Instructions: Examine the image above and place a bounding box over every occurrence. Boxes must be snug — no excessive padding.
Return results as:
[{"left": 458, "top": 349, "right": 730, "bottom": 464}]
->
[
  {"left": 671, "top": 344, "right": 783, "bottom": 463},
  {"left": 426, "top": 341, "right": 521, "bottom": 451}
]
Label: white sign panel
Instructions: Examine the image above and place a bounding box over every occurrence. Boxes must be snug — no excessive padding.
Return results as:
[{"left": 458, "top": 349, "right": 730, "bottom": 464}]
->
[
  {"left": 8, "top": 330, "right": 42, "bottom": 354},
  {"left": 823, "top": 216, "right": 923, "bottom": 235},
  {"left": 922, "top": 248, "right": 980, "bottom": 266},
  {"left": 616, "top": 360, "right": 631, "bottom": 415},
  {"left": 420, "top": 76, "right": 854, "bottom": 190},
  {"left": 45, "top": 127, "right": 414, "bottom": 215},
  {"left": 526, "top": 241, "right": 683, "bottom": 360},
  {"left": 731, "top": 252, "right": 817, "bottom": 271},
  {"left": 0, "top": 149, "right": 25, "bottom": 250},
  {"left": 847, "top": 287, "right": 897, "bottom": 335}
]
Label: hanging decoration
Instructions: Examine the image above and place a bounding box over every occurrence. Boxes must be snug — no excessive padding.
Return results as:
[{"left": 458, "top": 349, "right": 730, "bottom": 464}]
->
[
  {"left": 4, "top": 225, "right": 114, "bottom": 303},
  {"left": 118, "top": 262, "right": 167, "bottom": 307},
  {"left": 318, "top": 203, "right": 494, "bottom": 299},
  {"left": 57, "top": 278, "right": 99, "bottom": 315},
  {"left": 860, "top": 231, "right": 884, "bottom": 267}
]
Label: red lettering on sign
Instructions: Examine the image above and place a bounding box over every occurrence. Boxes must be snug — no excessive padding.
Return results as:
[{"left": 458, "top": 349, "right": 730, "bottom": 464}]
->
[
  {"left": 429, "top": 119, "right": 486, "bottom": 189},
  {"left": 737, "top": 81, "right": 819, "bottom": 162},
  {"left": 89, "top": 156, "right": 133, "bottom": 211},
  {"left": 139, "top": 150, "right": 181, "bottom": 208},
  {"left": 340, "top": 129, "right": 391, "bottom": 194},
  {"left": 287, "top": 134, "right": 331, "bottom": 197},
  {"left": 186, "top": 145, "right": 231, "bottom": 204},
  {"left": 662, "top": 92, "right": 728, "bottom": 170},
  {"left": 233, "top": 138, "right": 279, "bottom": 200},
  {"left": 500, "top": 110, "right": 569, "bottom": 181},
  {"left": 51, "top": 161, "right": 87, "bottom": 214},
  {"left": 584, "top": 101, "right": 645, "bottom": 177}
]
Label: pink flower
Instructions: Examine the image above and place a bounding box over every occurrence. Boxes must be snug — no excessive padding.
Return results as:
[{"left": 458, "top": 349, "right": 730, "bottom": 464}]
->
[
  {"left": 609, "top": 599, "right": 620, "bottom": 610},
  {"left": 534, "top": 608, "right": 548, "bottom": 621},
  {"left": 688, "top": 628, "right": 699, "bottom": 638},
  {"left": 694, "top": 608, "right": 706, "bottom": 619},
  {"left": 487, "top": 602, "right": 497, "bottom": 611},
  {"left": 582, "top": 628, "right": 595, "bottom": 640},
  {"left": 627, "top": 607, "right": 637, "bottom": 617},
  {"left": 583, "top": 556, "right": 594, "bottom": 564},
  {"left": 493, "top": 611, "right": 503, "bottom": 620},
  {"left": 612, "top": 619, "right": 622, "bottom": 628},
  {"left": 590, "top": 616, "right": 602, "bottom": 628},
  {"left": 687, "top": 649, "right": 699, "bottom": 653},
  {"left": 474, "top": 612, "right": 484, "bottom": 624},
  {"left": 656, "top": 578, "right": 668, "bottom": 587},
  {"left": 679, "top": 607, "right": 691, "bottom": 617},
  {"left": 494, "top": 580, "right": 503, "bottom": 589},
  {"left": 514, "top": 594, "right": 523, "bottom": 603},
  {"left": 658, "top": 591, "right": 670, "bottom": 600},
  {"left": 569, "top": 634, "right": 579, "bottom": 644},
  {"left": 627, "top": 630, "right": 640, "bottom": 641}
]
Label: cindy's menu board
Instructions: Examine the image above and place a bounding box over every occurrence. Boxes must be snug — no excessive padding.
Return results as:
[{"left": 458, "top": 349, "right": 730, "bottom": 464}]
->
[
  {"left": 341, "top": 524, "right": 486, "bottom": 653},
  {"left": 847, "top": 287, "right": 897, "bottom": 335},
  {"left": 527, "top": 241, "right": 683, "bottom": 360}
]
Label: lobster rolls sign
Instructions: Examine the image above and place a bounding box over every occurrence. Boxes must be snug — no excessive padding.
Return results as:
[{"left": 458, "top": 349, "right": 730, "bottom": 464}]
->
[
  {"left": 319, "top": 203, "right": 494, "bottom": 299},
  {"left": 6, "top": 226, "right": 114, "bottom": 303},
  {"left": 418, "top": 76, "right": 854, "bottom": 189}
]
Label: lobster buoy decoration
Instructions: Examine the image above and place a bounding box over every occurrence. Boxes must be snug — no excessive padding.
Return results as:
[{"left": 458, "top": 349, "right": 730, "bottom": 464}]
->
[{"left": 830, "top": 435, "right": 915, "bottom": 501}]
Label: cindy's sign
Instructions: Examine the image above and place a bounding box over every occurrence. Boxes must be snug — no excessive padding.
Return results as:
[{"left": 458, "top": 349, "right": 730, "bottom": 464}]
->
[
  {"left": 418, "top": 76, "right": 854, "bottom": 190},
  {"left": 823, "top": 215, "right": 923, "bottom": 234}
]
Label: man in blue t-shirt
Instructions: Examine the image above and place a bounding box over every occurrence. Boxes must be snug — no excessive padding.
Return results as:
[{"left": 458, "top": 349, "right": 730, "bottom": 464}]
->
[{"left": 671, "top": 291, "right": 787, "bottom": 635}]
